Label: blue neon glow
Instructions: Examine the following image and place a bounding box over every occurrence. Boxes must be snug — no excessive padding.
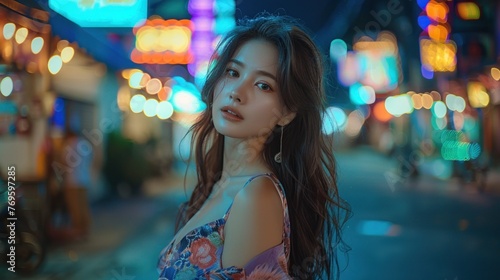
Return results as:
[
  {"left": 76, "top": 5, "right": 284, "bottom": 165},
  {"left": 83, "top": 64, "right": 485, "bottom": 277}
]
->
[
  {"left": 0, "top": 101, "right": 17, "bottom": 114},
  {"left": 384, "top": 56, "right": 399, "bottom": 89},
  {"left": 417, "top": 0, "right": 430, "bottom": 9},
  {"left": 357, "top": 220, "right": 400, "bottom": 236},
  {"left": 349, "top": 83, "right": 364, "bottom": 105},
  {"left": 49, "top": 0, "right": 147, "bottom": 28},
  {"left": 421, "top": 65, "right": 434, "bottom": 79},
  {"left": 169, "top": 76, "right": 205, "bottom": 114},
  {"left": 322, "top": 107, "right": 347, "bottom": 134},
  {"left": 214, "top": 17, "right": 236, "bottom": 34},
  {"left": 51, "top": 97, "right": 65, "bottom": 129},
  {"left": 418, "top": 15, "right": 431, "bottom": 30}
]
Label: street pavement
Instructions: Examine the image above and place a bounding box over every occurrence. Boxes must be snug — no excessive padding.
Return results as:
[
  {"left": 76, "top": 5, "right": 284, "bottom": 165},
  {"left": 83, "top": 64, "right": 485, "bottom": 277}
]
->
[
  {"left": 1, "top": 147, "right": 499, "bottom": 279},
  {"left": 335, "top": 148, "right": 500, "bottom": 280}
]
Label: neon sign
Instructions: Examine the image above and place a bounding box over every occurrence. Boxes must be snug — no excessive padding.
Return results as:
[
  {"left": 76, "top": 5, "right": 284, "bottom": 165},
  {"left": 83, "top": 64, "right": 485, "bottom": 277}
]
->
[
  {"left": 49, "top": 0, "right": 147, "bottom": 27},
  {"left": 131, "top": 19, "right": 194, "bottom": 65}
]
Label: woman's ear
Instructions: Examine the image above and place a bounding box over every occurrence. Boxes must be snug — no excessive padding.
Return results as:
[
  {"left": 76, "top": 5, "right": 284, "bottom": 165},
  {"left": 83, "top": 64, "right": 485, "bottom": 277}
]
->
[{"left": 278, "top": 111, "right": 296, "bottom": 126}]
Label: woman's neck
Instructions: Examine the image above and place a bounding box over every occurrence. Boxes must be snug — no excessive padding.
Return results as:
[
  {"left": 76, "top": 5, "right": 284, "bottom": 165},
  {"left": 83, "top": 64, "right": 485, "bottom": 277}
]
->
[{"left": 221, "top": 136, "right": 270, "bottom": 178}]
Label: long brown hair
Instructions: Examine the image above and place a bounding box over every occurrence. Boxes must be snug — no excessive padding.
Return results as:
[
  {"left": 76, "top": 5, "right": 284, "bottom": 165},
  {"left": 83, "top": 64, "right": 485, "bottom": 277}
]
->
[{"left": 177, "top": 14, "right": 351, "bottom": 279}]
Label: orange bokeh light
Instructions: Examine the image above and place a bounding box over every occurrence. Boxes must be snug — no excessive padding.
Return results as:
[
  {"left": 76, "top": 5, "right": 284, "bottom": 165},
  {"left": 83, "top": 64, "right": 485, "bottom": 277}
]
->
[
  {"left": 373, "top": 101, "right": 392, "bottom": 122},
  {"left": 132, "top": 18, "right": 193, "bottom": 65},
  {"left": 428, "top": 24, "right": 449, "bottom": 42},
  {"left": 426, "top": 1, "right": 449, "bottom": 23},
  {"left": 158, "top": 87, "right": 173, "bottom": 101}
]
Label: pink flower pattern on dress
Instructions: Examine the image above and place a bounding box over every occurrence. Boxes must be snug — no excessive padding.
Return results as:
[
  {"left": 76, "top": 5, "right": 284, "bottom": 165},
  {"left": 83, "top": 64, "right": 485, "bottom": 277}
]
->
[{"left": 189, "top": 238, "right": 217, "bottom": 269}]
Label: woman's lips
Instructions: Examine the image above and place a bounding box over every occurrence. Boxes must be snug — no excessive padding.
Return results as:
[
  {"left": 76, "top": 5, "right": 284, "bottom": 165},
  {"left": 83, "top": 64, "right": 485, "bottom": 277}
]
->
[
  {"left": 220, "top": 106, "right": 244, "bottom": 120},
  {"left": 221, "top": 110, "right": 244, "bottom": 121}
]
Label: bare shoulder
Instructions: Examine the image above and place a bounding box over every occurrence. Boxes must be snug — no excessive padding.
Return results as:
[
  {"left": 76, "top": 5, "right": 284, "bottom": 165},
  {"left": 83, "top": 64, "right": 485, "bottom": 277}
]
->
[
  {"left": 237, "top": 175, "right": 283, "bottom": 205},
  {"left": 221, "top": 175, "right": 285, "bottom": 268}
]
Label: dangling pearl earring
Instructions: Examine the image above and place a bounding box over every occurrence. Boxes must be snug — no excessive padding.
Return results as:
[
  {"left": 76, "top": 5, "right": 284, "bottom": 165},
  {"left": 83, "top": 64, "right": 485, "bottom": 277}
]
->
[{"left": 274, "top": 125, "right": 283, "bottom": 163}]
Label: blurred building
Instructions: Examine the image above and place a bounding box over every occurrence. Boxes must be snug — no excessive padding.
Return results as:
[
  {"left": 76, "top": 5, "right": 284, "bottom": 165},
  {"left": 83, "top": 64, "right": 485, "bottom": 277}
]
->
[{"left": 325, "top": 0, "right": 500, "bottom": 180}]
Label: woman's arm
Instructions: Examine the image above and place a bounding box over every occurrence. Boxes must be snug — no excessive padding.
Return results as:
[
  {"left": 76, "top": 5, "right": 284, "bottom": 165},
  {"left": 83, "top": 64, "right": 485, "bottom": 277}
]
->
[{"left": 222, "top": 176, "right": 284, "bottom": 268}]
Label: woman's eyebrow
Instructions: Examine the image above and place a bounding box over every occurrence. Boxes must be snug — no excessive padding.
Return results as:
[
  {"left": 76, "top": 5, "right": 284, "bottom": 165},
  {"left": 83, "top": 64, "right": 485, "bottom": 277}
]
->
[{"left": 229, "top": 58, "right": 277, "bottom": 82}]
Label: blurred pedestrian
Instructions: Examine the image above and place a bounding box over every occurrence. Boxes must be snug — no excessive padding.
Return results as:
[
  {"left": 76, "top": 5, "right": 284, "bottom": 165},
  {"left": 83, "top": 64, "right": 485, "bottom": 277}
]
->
[
  {"left": 157, "top": 14, "right": 351, "bottom": 279},
  {"left": 60, "top": 130, "right": 93, "bottom": 239}
]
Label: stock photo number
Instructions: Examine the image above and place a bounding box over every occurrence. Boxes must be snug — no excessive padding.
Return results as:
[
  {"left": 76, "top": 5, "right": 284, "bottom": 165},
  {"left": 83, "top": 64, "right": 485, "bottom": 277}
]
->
[{"left": 6, "top": 165, "right": 17, "bottom": 272}]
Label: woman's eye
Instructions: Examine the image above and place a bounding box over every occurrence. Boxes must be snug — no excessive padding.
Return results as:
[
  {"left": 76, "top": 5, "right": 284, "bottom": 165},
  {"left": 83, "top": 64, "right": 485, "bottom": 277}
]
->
[
  {"left": 257, "top": 83, "right": 272, "bottom": 91},
  {"left": 226, "top": 69, "right": 238, "bottom": 77}
]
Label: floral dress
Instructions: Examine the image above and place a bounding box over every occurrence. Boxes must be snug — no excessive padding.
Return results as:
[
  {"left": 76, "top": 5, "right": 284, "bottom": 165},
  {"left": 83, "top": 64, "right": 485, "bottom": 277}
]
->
[{"left": 157, "top": 173, "right": 291, "bottom": 279}]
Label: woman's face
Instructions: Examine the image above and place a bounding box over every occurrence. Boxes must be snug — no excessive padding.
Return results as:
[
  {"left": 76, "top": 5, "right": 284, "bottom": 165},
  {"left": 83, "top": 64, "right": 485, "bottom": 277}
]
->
[{"left": 212, "top": 39, "right": 292, "bottom": 139}]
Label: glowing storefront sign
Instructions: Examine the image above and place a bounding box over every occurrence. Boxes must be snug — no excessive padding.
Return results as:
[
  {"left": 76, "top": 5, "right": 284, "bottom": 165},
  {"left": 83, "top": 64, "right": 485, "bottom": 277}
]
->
[
  {"left": 49, "top": 0, "right": 147, "bottom": 27},
  {"left": 131, "top": 19, "right": 194, "bottom": 65},
  {"left": 339, "top": 33, "right": 400, "bottom": 95},
  {"left": 419, "top": 38, "right": 457, "bottom": 72}
]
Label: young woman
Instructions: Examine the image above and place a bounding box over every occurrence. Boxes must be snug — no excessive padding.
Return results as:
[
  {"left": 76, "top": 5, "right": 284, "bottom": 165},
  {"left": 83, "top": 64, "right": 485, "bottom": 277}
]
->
[{"left": 157, "top": 14, "right": 351, "bottom": 280}]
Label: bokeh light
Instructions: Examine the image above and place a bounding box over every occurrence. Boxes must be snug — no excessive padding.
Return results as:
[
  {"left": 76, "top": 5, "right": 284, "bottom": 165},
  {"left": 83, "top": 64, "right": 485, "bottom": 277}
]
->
[
  {"left": 121, "top": 68, "right": 141, "bottom": 80},
  {"left": 420, "top": 39, "right": 457, "bottom": 72},
  {"left": 157, "top": 101, "right": 174, "bottom": 120},
  {"left": 337, "top": 52, "right": 362, "bottom": 87},
  {"left": 457, "top": 2, "right": 480, "bottom": 20},
  {"left": 144, "top": 99, "right": 159, "bottom": 117},
  {"left": 437, "top": 117, "right": 447, "bottom": 130},
  {"left": 412, "top": 94, "right": 423, "bottom": 109},
  {"left": 61, "top": 46, "right": 75, "bottom": 63},
  {"left": 48, "top": 55, "right": 63, "bottom": 74},
  {"left": 418, "top": 15, "right": 431, "bottom": 30},
  {"left": 491, "top": 68, "right": 500, "bottom": 81},
  {"left": 421, "top": 65, "right": 434, "bottom": 79},
  {"left": 344, "top": 110, "right": 365, "bottom": 137},
  {"left": 359, "top": 85, "right": 376, "bottom": 104},
  {"left": 133, "top": 19, "right": 193, "bottom": 64},
  {"left": 56, "top": 40, "right": 69, "bottom": 52},
  {"left": 441, "top": 141, "right": 481, "bottom": 161},
  {"left": 385, "top": 94, "right": 413, "bottom": 116},
  {"left": 445, "top": 93, "right": 462, "bottom": 112},
  {"left": 158, "top": 87, "right": 172, "bottom": 101},
  {"left": 467, "top": 82, "right": 490, "bottom": 108},
  {"left": 3, "top": 23, "right": 16, "bottom": 40},
  {"left": 422, "top": 93, "right": 433, "bottom": 109},
  {"left": 146, "top": 78, "right": 162, "bottom": 95},
  {"left": 373, "top": 101, "right": 392, "bottom": 122},
  {"left": 330, "top": 39, "right": 347, "bottom": 61},
  {"left": 440, "top": 130, "right": 465, "bottom": 143},
  {"left": 14, "top": 27, "right": 28, "bottom": 44},
  {"left": 322, "top": 106, "right": 347, "bottom": 135},
  {"left": 431, "top": 101, "right": 447, "bottom": 118},
  {"left": 1, "top": 76, "right": 14, "bottom": 97},
  {"left": 428, "top": 24, "right": 449, "bottom": 42},
  {"left": 349, "top": 84, "right": 377, "bottom": 105},
  {"left": 426, "top": 1, "right": 449, "bottom": 23},
  {"left": 31, "top": 37, "right": 44, "bottom": 54},
  {"left": 130, "top": 94, "right": 146, "bottom": 113},
  {"left": 129, "top": 71, "right": 144, "bottom": 89},
  {"left": 417, "top": 0, "right": 430, "bottom": 9},
  {"left": 139, "top": 73, "right": 151, "bottom": 88},
  {"left": 172, "top": 90, "right": 204, "bottom": 114}
]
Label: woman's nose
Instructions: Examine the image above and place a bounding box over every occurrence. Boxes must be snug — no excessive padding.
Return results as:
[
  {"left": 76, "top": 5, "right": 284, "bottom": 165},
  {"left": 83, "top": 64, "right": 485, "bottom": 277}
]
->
[{"left": 229, "top": 90, "right": 242, "bottom": 103}]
